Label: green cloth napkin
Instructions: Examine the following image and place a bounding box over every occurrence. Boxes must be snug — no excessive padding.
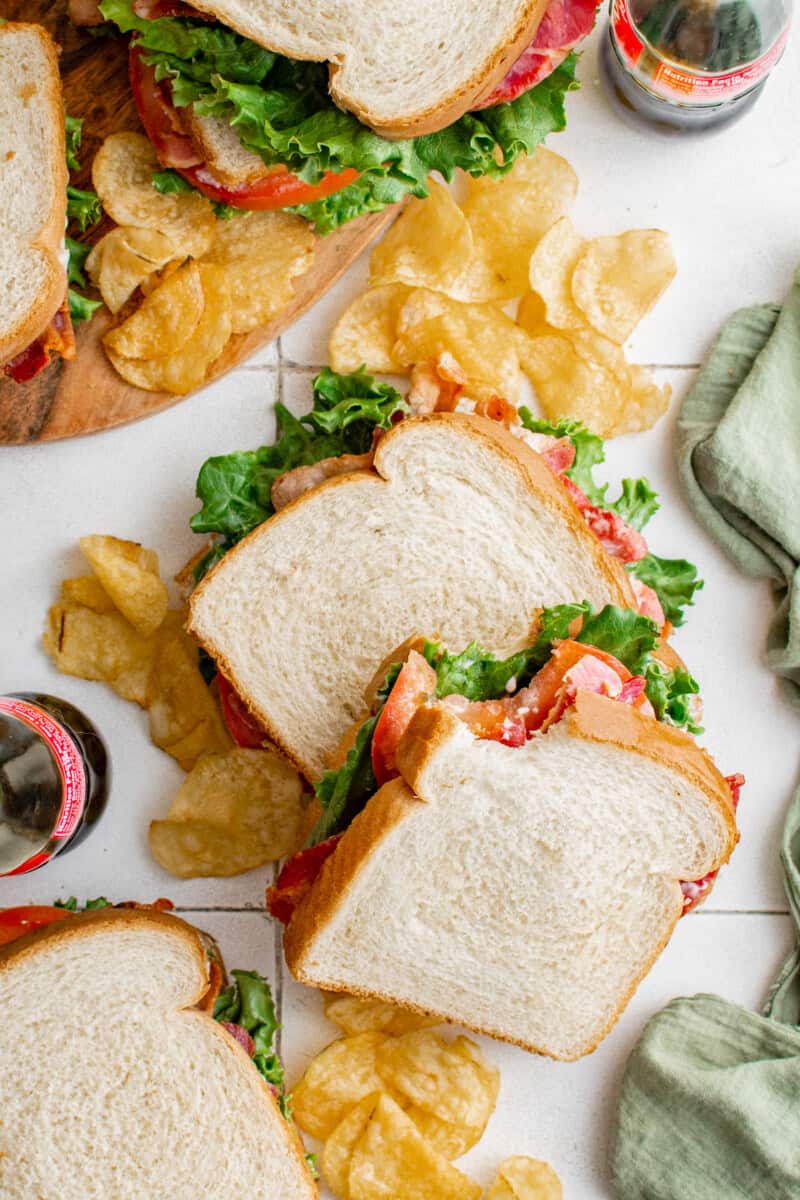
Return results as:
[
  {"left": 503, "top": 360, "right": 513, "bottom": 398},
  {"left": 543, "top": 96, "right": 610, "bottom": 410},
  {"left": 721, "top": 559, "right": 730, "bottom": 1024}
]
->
[{"left": 611, "top": 277, "right": 800, "bottom": 1199}]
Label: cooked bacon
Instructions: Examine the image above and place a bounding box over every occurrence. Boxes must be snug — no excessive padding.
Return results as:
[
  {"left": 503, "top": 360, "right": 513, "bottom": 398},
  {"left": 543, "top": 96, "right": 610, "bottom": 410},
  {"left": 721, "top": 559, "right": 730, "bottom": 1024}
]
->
[
  {"left": 68, "top": 0, "right": 106, "bottom": 25},
  {"left": 267, "top": 835, "right": 343, "bottom": 925},
  {"left": 407, "top": 354, "right": 467, "bottom": 415},
  {"left": 512, "top": 427, "right": 576, "bottom": 475},
  {"left": 220, "top": 1021, "right": 256, "bottom": 1057},
  {"left": 474, "top": 394, "right": 519, "bottom": 426},
  {"left": 561, "top": 476, "right": 648, "bottom": 563},
  {"left": 475, "top": 0, "right": 601, "bottom": 108},
  {"left": 270, "top": 451, "right": 373, "bottom": 512},
  {"left": 197, "top": 956, "right": 225, "bottom": 1013},
  {"left": 631, "top": 577, "right": 666, "bottom": 627},
  {"left": 3, "top": 297, "right": 76, "bottom": 384},
  {"left": 133, "top": 0, "right": 208, "bottom": 17},
  {"left": 725, "top": 773, "right": 745, "bottom": 809}
]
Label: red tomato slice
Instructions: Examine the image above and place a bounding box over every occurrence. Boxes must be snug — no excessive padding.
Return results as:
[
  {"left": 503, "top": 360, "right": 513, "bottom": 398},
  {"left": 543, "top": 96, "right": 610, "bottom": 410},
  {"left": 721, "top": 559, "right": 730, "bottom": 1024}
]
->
[
  {"left": 0, "top": 906, "right": 73, "bottom": 946},
  {"left": 129, "top": 48, "right": 360, "bottom": 209},
  {"left": 217, "top": 675, "right": 268, "bottom": 748},
  {"left": 371, "top": 651, "right": 438, "bottom": 785}
]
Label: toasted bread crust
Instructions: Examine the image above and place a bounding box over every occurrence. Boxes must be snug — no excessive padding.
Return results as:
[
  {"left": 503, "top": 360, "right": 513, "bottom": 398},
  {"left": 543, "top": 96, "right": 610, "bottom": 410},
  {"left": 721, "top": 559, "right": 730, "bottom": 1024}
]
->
[
  {"left": 0, "top": 23, "right": 68, "bottom": 363},
  {"left": 286, "top": 698, "right": 737, "bottom": 1059},
  {"left": 186, "top": 1, "right": 550, "bottom": 139}
]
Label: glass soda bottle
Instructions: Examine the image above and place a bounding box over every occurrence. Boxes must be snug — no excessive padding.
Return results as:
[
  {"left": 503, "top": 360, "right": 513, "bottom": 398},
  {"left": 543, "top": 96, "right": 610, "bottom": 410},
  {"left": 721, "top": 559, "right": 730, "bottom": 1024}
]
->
[
  {"left": 0, "top": 694, "right": 109, "bottom": 876},
  {"left": 601, "top": 0, "right": 792, "bottom": 131}
]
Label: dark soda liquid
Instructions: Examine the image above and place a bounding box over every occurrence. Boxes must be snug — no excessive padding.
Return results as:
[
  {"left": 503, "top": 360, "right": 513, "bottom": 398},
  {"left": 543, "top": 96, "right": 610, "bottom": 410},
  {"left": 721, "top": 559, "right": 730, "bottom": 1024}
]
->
[{"left": 0, "top": 694, "right": 109, "bottom": 875}]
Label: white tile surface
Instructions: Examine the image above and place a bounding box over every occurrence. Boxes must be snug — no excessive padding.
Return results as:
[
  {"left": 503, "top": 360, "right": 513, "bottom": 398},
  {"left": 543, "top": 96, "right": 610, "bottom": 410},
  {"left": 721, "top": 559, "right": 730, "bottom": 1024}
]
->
[{"left": 1, "top": 19, "right": 799, "bottom": 1200}]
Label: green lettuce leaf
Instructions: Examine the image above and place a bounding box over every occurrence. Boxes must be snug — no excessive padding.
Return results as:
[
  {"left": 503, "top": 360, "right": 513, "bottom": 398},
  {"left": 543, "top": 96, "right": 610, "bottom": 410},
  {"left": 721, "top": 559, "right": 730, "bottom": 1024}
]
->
[
  {"left": 54, "top": 896, "right": 110, "bottom": 910},
  {"left": 308, "top": 713, "right": 379, "bottom": 847},
  {"left": 576, "top": 605, "right": 659, "bottom": 675},
  {"left": 190, "top": 369, "right": 407, "bottom": 571},
  {"left": 65, "top": 114, "right": 83, "bottom": 172},
  {"left": 66, "top": 237, "right": 103, "bottom": 324},
  {"left": 100, "top": 0, "right": 579, "bottom": 234},
  {"left": 64, "top": 114, "right": 102, "bottom": 320},
  {"left": 627, "top": 553, "right": 704, "bottom": 627},
  {"left": 612, "top": 477, "right": 660, "bottom": 531},
  {"left": 644, "top": 661, "right": 703, "bottom": 734},
  {"left": 518, "top": 410, "right": 607, "bottom": 505},
  {"left": 67, "top": 185, "right": 102, "bottom": 232},
  {"left": 213, "top": 969, "right": 289, "bottom": 1112}
]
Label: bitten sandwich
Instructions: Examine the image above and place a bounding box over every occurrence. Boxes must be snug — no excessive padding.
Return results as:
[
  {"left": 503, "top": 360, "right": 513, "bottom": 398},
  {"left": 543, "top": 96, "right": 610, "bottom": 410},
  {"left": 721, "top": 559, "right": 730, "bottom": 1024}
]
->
[
  {"left": 269, "top": 604, "right": 741, "bottom": 1060},
  {"left": 79, "top": 0, "right": 600, "bottom": 231},
  {"left": 188, "top": 371, "right": 702, "bottom": 781},
  {"left": 0, "top": 903, "right": 317, "bottom": 1199}
]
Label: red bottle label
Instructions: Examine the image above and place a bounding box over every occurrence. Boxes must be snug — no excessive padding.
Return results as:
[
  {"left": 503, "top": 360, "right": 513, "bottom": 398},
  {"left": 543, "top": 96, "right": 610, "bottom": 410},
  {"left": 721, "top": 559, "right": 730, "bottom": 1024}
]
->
[
  {"left": 0, "top": 697, "right": 87, "bottom": 874},
  {"left": 611, "top": 0, "right": 790, "bottom": 102}
]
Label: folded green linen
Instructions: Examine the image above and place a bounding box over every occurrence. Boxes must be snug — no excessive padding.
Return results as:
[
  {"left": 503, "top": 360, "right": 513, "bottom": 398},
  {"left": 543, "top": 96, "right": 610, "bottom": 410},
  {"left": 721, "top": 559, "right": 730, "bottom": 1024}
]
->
[{"left": 611, "top": 277, "right": 800, "bottom": 1199}]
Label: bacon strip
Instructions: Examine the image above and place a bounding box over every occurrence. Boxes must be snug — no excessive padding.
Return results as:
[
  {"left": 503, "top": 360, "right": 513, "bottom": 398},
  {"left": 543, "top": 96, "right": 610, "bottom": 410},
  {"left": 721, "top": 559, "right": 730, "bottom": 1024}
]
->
[
  {"left": 3, "top": 297, "right": 76, "bottom": 384},
  {"left": 267, "top": 835, "right": 343, "bottom": 925},
  {"left": 270, "top": 452, "right": 373, "bottom": 512}
]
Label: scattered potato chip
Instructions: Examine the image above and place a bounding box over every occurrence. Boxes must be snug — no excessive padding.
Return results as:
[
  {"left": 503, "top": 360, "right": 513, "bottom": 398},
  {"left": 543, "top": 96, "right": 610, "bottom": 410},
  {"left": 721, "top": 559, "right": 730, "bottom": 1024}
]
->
[
  {"left": 105, "top": 263, "right": 232, "bottom": 395},
  {"left": 146, "top": 629, "right": 231, "bottom": 769},
  {"left": 376, "top": 1031, "right": 499, "bottom": 1132},
  {"left": 460, "top": 149, "right": 579, "bottom": 301},
  {"left": 528, "top": 217, "right": 587, "bottom": 331},
  {"left": 321, "top": 1092, "right": 381, "bottom": 1200},
  {"left": 92, "top": 132, "right": 215, "bottom": 257},
  {"left": 403, "top": 1105, "right": 482, "bottom": 1162},
  {"left": 292, "top": 1033, "right": 401, "bottom": 1140},
  {"left": 324, "top": 993, "right": 441, "bottom": 1037},
  {"left": 520, "top": 333, "right": 624, "bottom": 437},
  {"left": 59, "top": 575, "right": 115, "bottom": 614},
  {"left": 394, "top": 290, "right": 525, "bottom": 401},
  {"left": 201, "top": 209, "right": 315, "bottom": 334},
  {"left": 329, "top": 283, "right": 412, "bottom": 374},
  {"left": 148, "top": 746, "right": 303, "bottom": 877},
  {"left": 370, "top": 183, "right": 474, "bottom": 296},
  {"left": 348, "top": 1094, "right": 481, "bottom": 1200},
  {"left": 43, "top": 604, "right": 161, "bottom": 706},
  {"left": 611, "top": 361, "right": 671, "bottom": 433},
  {"left": 103, "top": 261, "right": 205, "bottom": 360},
  {"left": 79, "top": 535, "right": 169, "bottom": 636},
  {"left": 485, "top": 1156, "right": 563, "bottom": 1200},
  {"left": 86, "top": 227, "right": 181, "bottom": 314},
  {"left": 571, "top": 229, "right": 676, "bottom": 344}
]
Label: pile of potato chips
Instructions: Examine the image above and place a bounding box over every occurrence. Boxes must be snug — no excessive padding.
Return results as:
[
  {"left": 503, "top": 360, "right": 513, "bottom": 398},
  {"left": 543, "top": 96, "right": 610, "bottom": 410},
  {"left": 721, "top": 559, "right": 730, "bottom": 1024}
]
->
[
  {"left": 290, "top": 993, "right": 562, "bottom": 1199},
  {"left": 330, "top": 150, "right": 677, "bottom": 437},
  {"left": 87, "top": 133, "right": 315, "bottom": 394},
  {"left": 43, "top": 535, "right": 305, "bottom": 877}
]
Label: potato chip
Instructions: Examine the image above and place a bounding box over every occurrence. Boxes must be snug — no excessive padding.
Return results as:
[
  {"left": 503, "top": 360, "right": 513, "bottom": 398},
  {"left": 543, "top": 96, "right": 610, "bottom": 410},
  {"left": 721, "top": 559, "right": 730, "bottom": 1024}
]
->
[
  {"left": 370, "top": 183, "right": 474, "bottom": 296},
  {"left": 321, "top": 1092, "right": 381, "bottom": 1200},
  {"left": 103, "top": 260, "right": 205, "bottom": 360},
  {"left": 200, "top": 209, "right": 315, "bottom": 334},
  {"left": 329, "top": 283, "right": 412, "bottom": 374},
  {"left": 79, "top": 535, "right": 169, "bottom": 636},
  {"left": 148, "top": 746, "right": 303, "bottom": 877},
  {"left": 324, "top": 993, "right": 440, "bottom": 1037},
  {"left": 520, "top": 333, "right": 624, "bottom": 437},
  {"left": 348, "top": 1094, "right": 481, "bottom": 1200},
  {"left": 403, "top": 1105, "right": 482, "bottom": 1161},
  {"left": 485, "top": 1156, "right": 563, "bottom": 1200},
  {"left": 292, "top": 1032, "right": 400, "bottom": 1140},
  {"left": 59, "top": 576, "right": 115, "bottom": 614},
  {"left": 572, "top": 229, "right": 676, "bottom": 344},
  {"left": 146, "top": 629, "right": 231, "bottom": 769},
  {"left": 528, "top": 217, "right": 586, "bottom": 331},
  {"left": 461, "top": 149, "right": 578, "bottom": 301},
  {"left": 43, "top": 604, "right": 160, "bottom": 706},
  {"left": 394, "top": 290, "right": 524, "bottom": 401},
  {"left": 105, "top": 263, "right": 232, "bottom": 395},
  {"left": 86, "top": 227, "right": 181, "bottom": 314},
  {"left": 376, "top": 1031, "right": 499, "bottom": 1132},
  {"left": 92, "top": 132, "right": 215, "bottom": 256},
  {"left": 612, "top": 361, "right": 671, "bottom": 434}
]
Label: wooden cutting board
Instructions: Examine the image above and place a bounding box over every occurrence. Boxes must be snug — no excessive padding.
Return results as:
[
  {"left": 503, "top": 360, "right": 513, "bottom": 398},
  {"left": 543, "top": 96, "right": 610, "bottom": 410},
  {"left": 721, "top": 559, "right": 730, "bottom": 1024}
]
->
[{"left": 0, "top": 1, "right": 396, "bottom": 445}]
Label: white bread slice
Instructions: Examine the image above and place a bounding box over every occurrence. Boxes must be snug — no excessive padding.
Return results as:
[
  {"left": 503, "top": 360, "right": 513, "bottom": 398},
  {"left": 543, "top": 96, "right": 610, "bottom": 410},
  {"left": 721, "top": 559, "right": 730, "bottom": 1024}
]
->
[
  {"left": 285, "top": 694, "right": 737, "bottom": 1060},
  {"left": 189, "top": 0, "right": 550, "bottom": 138},
  {"left": 189, "top": 414, "right": 635, "bottom": 780},
  {"left": 0, "top": 909, "right": 316, "bottom": 1200},
  {"left": 183, "top": 109, "right": 274, "bottom": 186},
  {"left": 0, "top": 23, "right": 68, "bottom": 364}
]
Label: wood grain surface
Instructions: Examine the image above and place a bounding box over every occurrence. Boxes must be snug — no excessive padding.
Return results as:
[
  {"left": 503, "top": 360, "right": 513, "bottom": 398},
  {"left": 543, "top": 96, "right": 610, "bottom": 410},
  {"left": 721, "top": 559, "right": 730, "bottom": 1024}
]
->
[{"left": 0, "top": 1, "right": 396, "bottom": 444}]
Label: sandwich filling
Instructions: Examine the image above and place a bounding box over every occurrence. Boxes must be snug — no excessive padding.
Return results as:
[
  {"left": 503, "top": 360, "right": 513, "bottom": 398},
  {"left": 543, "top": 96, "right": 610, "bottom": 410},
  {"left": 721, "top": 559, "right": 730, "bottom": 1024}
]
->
[
  {"left": 266, "top": 603, "right": 743, "bottom": 923},
  {"left": 94, "top": 0, "right": 594, "bottom": 232}
]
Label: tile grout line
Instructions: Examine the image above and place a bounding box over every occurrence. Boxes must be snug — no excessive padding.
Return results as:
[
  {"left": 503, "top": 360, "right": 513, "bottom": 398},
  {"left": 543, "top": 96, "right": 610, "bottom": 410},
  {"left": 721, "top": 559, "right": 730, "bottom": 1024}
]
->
[{"left": 276, "top": 359, "right": 704, "bottom": 373}]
